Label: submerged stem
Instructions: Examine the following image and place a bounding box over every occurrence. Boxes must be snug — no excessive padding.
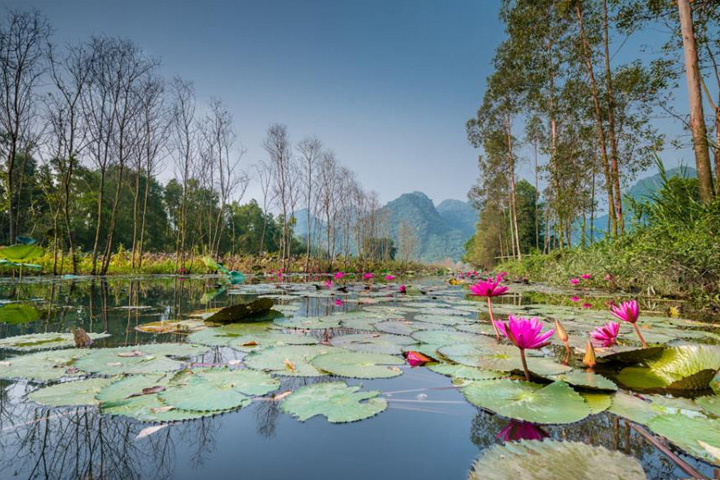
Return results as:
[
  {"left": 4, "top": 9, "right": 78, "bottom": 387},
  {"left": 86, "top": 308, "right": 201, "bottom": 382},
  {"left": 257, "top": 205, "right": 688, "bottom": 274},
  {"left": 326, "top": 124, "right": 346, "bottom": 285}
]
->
[
  {"left": 633, "top": 323, "right": 648, "bottom": 348},
  {"left": 519, "top": 348, "right": 530, "bottom": 381}
]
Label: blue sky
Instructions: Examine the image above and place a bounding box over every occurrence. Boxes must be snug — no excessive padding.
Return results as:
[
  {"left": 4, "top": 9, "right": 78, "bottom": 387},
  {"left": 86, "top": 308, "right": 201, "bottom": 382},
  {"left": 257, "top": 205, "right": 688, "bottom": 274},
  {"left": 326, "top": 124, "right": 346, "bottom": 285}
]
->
[{"left": 1, "top": 0, "right": 702, "bottom": 207}]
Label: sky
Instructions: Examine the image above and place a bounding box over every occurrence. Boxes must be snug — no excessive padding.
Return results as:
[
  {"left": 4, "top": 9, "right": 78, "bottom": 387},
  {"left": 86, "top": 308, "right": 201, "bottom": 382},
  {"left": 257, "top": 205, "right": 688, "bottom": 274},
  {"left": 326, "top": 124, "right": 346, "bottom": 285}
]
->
[{"left": 0, "top": 0, "right": 703, "bottom": 208}]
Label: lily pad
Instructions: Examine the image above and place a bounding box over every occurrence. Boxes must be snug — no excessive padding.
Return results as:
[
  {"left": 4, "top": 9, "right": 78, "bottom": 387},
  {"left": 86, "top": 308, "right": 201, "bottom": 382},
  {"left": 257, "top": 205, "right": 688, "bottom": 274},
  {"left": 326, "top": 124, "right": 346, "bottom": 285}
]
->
[
  {"left": 205, "top": 298, "right": 275, "bottom": 324},
  {"left": 648, "top": 414, "right": 720, "bottom": 466},
  {"left": 0, "top": 303, "right": 40, "bottom": 324},
  {"left": 329, "top": 333, "right": 415, "bottom": 355},
  {"left": 311, "top": 352, "right": 404, "bottom": 379},
  {"left": 428, "top": 364, "right": 504, "bottom": 381},
  {"left": 617, "top": 345, "right": 720, "bottom": 391},
  {"left": 28, "top": 377, "right": 114, "bottom": 407},
  {"left": 159, "top": 368, "right": 279, "bottom": 411},
  {"left": 243, "top": 345, "right": 345, "bottom": 377},
  {"left": 186, "top": 323, "right": 270, "bottom": 347},
  {"left": 463, "top": 380, "right": 591, "bottom": 424},
  {"left": 0, "top": 349, "right": 89, "bottom": 382},
  {"left": 469, "top": 440, "right": 646, "bottom": 480},
  {"left": 374, "top": 320, "right": 437, "bottom": 335},
  {"left": 549, "top": 370, "right": 618, "bottom": 392},
  {"left": 0, "top": 332, "right": 111, "bottom": 352},
  {"left": 581, "top": 392, "right": 613, "bottom": 414},
  {"left": 608, "top": 392, "right": 660, "bottom": 425},
  {"left": 280, "top": 381, "right": 387, "bottom": 423},
  {"left": 439, "top": 344, "right": 571, "bottom": 376},
  {"left": 274, "top": 316, "right": 343, "bottom": 330},
  {"left": 696, "top": 395, "right": 720, "bottom": 416},
  {"left": 74, "top": 344, "right": 207, "bottom": 376},
  {"left": 0, "top": 244, "right": 44, "bottom": 262}
]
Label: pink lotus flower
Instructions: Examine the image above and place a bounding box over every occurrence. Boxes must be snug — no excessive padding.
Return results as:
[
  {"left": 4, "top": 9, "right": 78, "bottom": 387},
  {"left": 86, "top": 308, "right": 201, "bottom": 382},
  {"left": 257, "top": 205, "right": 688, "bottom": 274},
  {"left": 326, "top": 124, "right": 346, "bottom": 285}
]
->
[
  {"left": 582, "top": 303, "right": 592, "bottom": 309},
  {"left": 571, "top": 296, "right": 580, "bottom": 302},
  {"left": 325, "top": 280, "right": 333, "bottom": 288},
  {"left": 611, "top": 299, "right": 646, "bottom": 348},
  {"left": 494, "top": 314, "right": 554, "bottom": 381},
  {"left": 611, "top": 300, "right": 639, "bottom": 324},
  {"left": 385, "top": 274, "right": 395, "bottom": 281},
  {"left": 363, "top": 273, "right": 374, "bottom": 280},
  {"left": 334, "top": 299, "right": 343, "bottom": 307},
  {"left": 399, "top": 285, "right": 406, "bottom": 294},
  {"left": 334, "top": 272, "right": 344, "bottom": 280},
  {"left": 404, "top": 350, "right": 434, "bottom": 367},
  {"left": 498, "top": 271, "right": 508, "bottom": 279},
  {"left": 581, "top": 273, "right": 592, "bottom": 280},
  {"left": 469, "top": 278, "right": 508, "bottom": 298},
  {"left": 591, "top": 321, "right": 620, "bottom": 347},
  {"left": 496, "top": 420, "right": 549, "bottom": 442},
  {"left": 604, "top": 273, "right": 613, "bottom": 282},
  {"left": 570, "top": 278, "right": 580, "bottom": 285}
]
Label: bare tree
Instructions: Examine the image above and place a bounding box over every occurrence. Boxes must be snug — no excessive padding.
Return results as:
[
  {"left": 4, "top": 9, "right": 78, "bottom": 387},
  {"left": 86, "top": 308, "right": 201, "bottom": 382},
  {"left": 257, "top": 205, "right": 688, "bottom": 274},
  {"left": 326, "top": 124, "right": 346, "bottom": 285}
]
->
[
  {"left": 397, "top": 220, "right": 418, "bottom": 265},
  {"left": 296, "top": 136, "right": 322, "bottom": 272},
  {"left": 263, "top": 123, "right": 294, "bottom": 268},
  {"left": 0, "top": 9, "right": 51, "bottom": 242},
  {"left": 254, "top": 159, "right": 276, "bottom": 256}
]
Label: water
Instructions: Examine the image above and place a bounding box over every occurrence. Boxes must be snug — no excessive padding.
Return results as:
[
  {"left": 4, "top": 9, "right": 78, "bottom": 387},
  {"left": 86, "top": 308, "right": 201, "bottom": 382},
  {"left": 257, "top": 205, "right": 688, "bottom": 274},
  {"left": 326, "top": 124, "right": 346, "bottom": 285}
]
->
[{"left": 0, "top": 276, "right": 714, "bottom": 479}]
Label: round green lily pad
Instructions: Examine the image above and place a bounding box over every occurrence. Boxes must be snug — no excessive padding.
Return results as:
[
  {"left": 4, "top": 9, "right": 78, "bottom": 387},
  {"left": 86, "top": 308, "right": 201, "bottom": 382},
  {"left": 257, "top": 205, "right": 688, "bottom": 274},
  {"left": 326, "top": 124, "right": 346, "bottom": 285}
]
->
[
  {"left": 608, "top": 392, "right": 660, "bottom": 425},
  {"left": 274, "top": 316, "right": 343, "bottom": 329},
  {"left": 280, "top": 381, "right": 387, "bottom": 423},
  {"left": 549, "top": 370, "right": 618, "bottom": 392},
  {"left": 28, "top": 377, "right": 114, "bottom": 407},
  {"left": 329, "top": 333, "right": 415, "bottom": 355},
  {"left": 428, "top": 364, "right": 504, "bottom": 381},
  {"left": 311, "top": 352, "right": 404, "bottom": 379},
  {"left": 648, "top": 414, "right": 720, "bottom": 466},
  {"left": 439, "top": 344, "right": 571, "bottom": 376},
  {"left": 463, "top": 379, "right": 591, "bottom": 424},
  {"left": 243, "top": 345, "right": 345, "bottom": 377},
  {"left": 74, "top": 344, "right": 207, "bottom": 376},
  {"left": 0, "top": 349, "right": 89, "bottom": 382},
  {"left": 0, "top": 332, "right": 111, "bottom": 352}
]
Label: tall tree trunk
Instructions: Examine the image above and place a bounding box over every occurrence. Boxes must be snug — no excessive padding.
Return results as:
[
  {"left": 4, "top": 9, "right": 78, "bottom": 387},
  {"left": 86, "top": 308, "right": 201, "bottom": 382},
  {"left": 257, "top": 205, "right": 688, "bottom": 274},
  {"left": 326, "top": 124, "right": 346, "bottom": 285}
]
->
[
  {"left": 91, "top": 170, "right": 106, "bottom": 275},
  {"left": 603, "top": 0, "right": 624, "bottom": 234},
  {"left": 678, "top": 0, "right": 714, "bottom": 203},
  {"left": 505, "top": 114, "right": 522, "bottom": 260},
  {"left": 576, "top": 1, "right": 617, "bottom": 239}
]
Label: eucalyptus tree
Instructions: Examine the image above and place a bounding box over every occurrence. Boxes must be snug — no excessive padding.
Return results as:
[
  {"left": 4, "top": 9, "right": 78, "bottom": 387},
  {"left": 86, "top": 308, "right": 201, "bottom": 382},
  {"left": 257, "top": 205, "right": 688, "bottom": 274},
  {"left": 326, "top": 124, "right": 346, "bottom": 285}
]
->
[{"left": 0, "top": 9, "right": 51, "bottom": 243}]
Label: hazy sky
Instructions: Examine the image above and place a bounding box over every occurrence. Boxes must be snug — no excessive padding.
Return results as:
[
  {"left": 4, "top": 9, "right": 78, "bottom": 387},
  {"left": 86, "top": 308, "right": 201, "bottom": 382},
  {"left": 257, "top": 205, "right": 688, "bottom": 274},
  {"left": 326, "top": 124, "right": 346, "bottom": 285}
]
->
[{"left": 1, "top": 0, "right": 700, "bottom": 206}]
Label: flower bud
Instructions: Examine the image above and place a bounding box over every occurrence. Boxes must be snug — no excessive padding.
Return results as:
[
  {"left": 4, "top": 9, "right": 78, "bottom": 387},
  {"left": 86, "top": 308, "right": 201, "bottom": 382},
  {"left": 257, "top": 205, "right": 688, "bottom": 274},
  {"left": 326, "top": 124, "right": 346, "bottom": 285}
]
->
[
  {"left": 583, "top": 341, "right": 596, "bottom": 368},
  {"left": 554, "top": 319, "right": 568, "bottom": 343}
]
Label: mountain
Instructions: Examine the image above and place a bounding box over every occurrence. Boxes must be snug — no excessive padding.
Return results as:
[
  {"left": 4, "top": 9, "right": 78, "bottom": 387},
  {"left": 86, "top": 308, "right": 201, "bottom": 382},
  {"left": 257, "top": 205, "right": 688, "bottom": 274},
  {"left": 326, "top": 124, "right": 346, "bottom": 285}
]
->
[
  {"left": 381, "top": 192, "right": 476, "bottom": 262},
  {"left": 292, "top": 192, "right": 477, "bottom": 263}
]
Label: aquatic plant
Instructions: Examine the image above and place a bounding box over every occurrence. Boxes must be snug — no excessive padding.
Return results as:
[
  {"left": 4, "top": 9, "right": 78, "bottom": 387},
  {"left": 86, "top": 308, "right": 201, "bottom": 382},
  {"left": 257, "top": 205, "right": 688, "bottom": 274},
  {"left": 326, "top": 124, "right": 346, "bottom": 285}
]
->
[
  {"left": 469, "top": 277, "right": 508, "bottom": 338},
  {"left": 611, "top": 300, "right": 647, "bottom": 347},
  {"left": 592, "top": 322, "right": 620, "bottom": 347},
  {"left": 385, "top": 274, "right": 395, "bottom": 281},
  {"left": 494, "top": 314, "right": 554, "bottom": 381}
]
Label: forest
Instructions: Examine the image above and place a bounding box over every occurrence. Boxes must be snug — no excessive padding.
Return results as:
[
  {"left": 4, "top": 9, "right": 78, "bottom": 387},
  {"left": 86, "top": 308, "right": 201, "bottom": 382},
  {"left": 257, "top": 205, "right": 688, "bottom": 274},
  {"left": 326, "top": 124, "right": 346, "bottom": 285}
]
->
[
  {"left": 0, "top": 9, "right": 398, "bottom": 275},
  {"left": 464, "top": 0, "right": 720, "bottom": 307}
]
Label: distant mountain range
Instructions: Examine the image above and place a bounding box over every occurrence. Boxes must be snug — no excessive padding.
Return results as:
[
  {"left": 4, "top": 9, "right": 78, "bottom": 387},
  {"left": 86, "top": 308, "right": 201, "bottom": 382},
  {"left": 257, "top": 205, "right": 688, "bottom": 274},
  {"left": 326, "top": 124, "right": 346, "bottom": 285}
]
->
[{"left": 293, "top": 192, "right": 477, "bottom": 263}]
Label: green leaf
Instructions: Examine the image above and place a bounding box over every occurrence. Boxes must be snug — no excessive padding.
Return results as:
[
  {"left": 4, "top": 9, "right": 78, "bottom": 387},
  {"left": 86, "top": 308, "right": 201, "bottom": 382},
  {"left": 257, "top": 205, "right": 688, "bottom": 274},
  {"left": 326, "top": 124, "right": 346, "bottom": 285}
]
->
[
  {"left": 0, "top": 349, "right": 89, "bottom": 382},
  {"left": 243, "top": 345, "right": 345, "bottom": 377},
  {"left": 158, "top": 368, "right": 279, "bottom": 411},
  {"left": 581, "top": 392, "right": 613, "bottom": 414},
  {"left": 463, "top": 380, "right": 591, "bottom": 424},
  {"left": 74, "top": 343, "right": 207, "bottom": 376},
  {"left": 186, "top": 323, "right": 270, "bottom": 347},
  {"left": 274, "top": 316, "right": 343, "bottom": 329},
  {"left": 696, "top": 395, "right": 720, "bottom": 416},
  {"left": 0, "top": 303, "right": 40, "bottom": 324},
  {"left": 428, "top": 364, "right": 504, "bottom": 381},
  {"left": 469, "top": 440, "right": 647, "bottom": 480},
  {"left": 549, "top": 370, "right": 618, "bottom": 392},
  {"left": 280, "top": 381, "right": 387, "bottom": 423},
  {"left": 648, "top": 414, "right": 720, "bottom": 466},
  {"left": 0, "top": 244, "right": 44, "bottom": 262},
  {"left": 439, "top": 344, "right": 571, "bottom": 376},
  {"left": 0, "top": 332, "right": 110, "bottom": 352},
  {"left": 617, "top": 345, "right": 720, "bottom": 391},
  {"left": 329, "top": 333, "right": 415, "bottom": 355},
  {"left": 311, "top": 352, "right": 404, "bottom": 379},
  {"left": 608, "top": 392, "right": 660, "bottom": 425},
  {"left": 28, "top": 377, "right": 114, "bottom": 407}
]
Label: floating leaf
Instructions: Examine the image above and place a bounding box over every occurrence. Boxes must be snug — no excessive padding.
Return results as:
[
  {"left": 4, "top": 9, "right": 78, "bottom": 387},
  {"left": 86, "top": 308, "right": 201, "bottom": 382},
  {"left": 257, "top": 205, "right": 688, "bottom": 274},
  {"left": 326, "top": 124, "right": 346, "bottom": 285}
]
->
[
  {"left": 469, "top": 440, "right": 646, "bottom": 480},
  {"left": 463, "top": 380, "right": 591, "bottom": 424},
  {"left": 581, "top": 392, "right": 613, "bottom": 414},
  {"left": 280, "top": 381, "right": 387, "bottom": 423},
  {"left": 374, "top": 320, "right": 436, "bottom": 335},
  {"left": 158, "top": 368, "right": 279, "bottom": 411},
  {"left": 608, "top": 392, "right": 660, "bottom": 425},
  {"left": 330, "top": 333, "right": 415, "bottom": 355},
  {"left": 439, "top": 344, "right": 571, "bottom": 376},
  {"left": 0, "top": 332, "right": 110, "bottom": 352},
  {"left": 230, "top": 332, "right": 318, "bottom": 352},
  {"left": 135, "top": 320, "right": 204, "bottom": 334},
  {"left": 205, "top": 299, "right": 275, "bottom": 324},
  {"left": 428, "top": 364, "right": 504, "bottom": 381},
  {"left": 274, "top": 315, "right": 343, "bottom": 330},
  {"left": 696, "top": 395, "right": 720, "bottom": 416},
  {"left": 244, "top": 345, "right": 345, "bottom": 377},
  {"left": 549, "top": 370, "right": 618, "bottom": 392},
  {"left": 648, "top": 414, "right": 720, "bottom": 466},
  {"left": 311, "top": 352, "right": 404, "bottom": 379},
  {"left": 617, "top": 345, "right": 720, "bottom": 391},
  {"left": 74, "top": 344, "right": 207, "bottom": 376},
  {"left": 411, "top": 329, "right": 484, "bottom": 347},
  {"left": 0, "top": 244, "right": 44, "bottom": 262},
  {"left": 0, "top": 349, "right": 89, "bottom": 382},
  {"left": 186, "top": 323, "right": 270, "bottom": 347},
  {"left": 28, "top": 377, "right": 114, "bottom": 407}
]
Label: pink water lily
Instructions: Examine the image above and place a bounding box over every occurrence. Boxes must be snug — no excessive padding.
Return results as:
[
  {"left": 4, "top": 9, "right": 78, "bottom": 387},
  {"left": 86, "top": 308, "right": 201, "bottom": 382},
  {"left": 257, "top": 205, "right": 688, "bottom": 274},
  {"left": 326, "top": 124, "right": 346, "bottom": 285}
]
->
[
  {"left": 334, "top": 299, "right": 343, "bottom": 307},
  {"left": 363, "top": 272, "right": 374, "bottom": 281},
  {"left": 496, "top": 420, "right": 549, "bottom": 442},
  {"left": 334, "top": 272, "right": 344, "bottom": 280},
  {"left": 469, "top": 278, "right": 509, "bottom": 339},
  {"left": 404, "top": 350, "right": 434, "bottom": 367},
  {"left": 399, "top": 285, "right": 406, "bottom": 294},
  {"left": 591, "top": 321, "right": 620, "bottom": 347},
  {"left": 494, "top": 314, "right": 554, "bottom": 381},
  {"left": 571, "top": 296, "right": 580, "bottom": 302},
  {"left": 611, "top": 300, "right": 646, "bottom": 347},
  {"left": 581, "top": 273, "right": 592, "bottom": 280},
  {"left": 570, "top": 278, "right": 580, "bottom": 285},
  {"left": 582, "top": 303, "right": 592, "bottom": 309},
  {"left": 385, "top": 274, "right": 395, "bottom": 281},
  {"left": 325, "top": 280, "right": 333, "bottom": 289}
]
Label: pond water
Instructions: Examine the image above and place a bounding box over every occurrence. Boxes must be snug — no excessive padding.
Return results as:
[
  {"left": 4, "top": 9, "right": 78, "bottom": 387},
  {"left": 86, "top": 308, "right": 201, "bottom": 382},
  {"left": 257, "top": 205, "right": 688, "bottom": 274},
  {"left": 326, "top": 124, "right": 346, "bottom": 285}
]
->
[{"left": 0, "top": 275, "right": 717, "bottom": 479}]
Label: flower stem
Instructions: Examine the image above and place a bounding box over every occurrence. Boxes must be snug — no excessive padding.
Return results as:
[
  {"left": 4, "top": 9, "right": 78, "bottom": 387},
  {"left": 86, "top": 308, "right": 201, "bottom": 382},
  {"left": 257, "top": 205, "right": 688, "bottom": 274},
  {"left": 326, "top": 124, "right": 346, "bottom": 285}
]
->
[
  {"left": 488, "top": 298, "right": 500, "bottom": 339},
  {"left": 519, "top": 349, "right": 530, "bottom": 381},
  {"left": 633, "top": 323, "right": 648, "bottom": 348}
]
